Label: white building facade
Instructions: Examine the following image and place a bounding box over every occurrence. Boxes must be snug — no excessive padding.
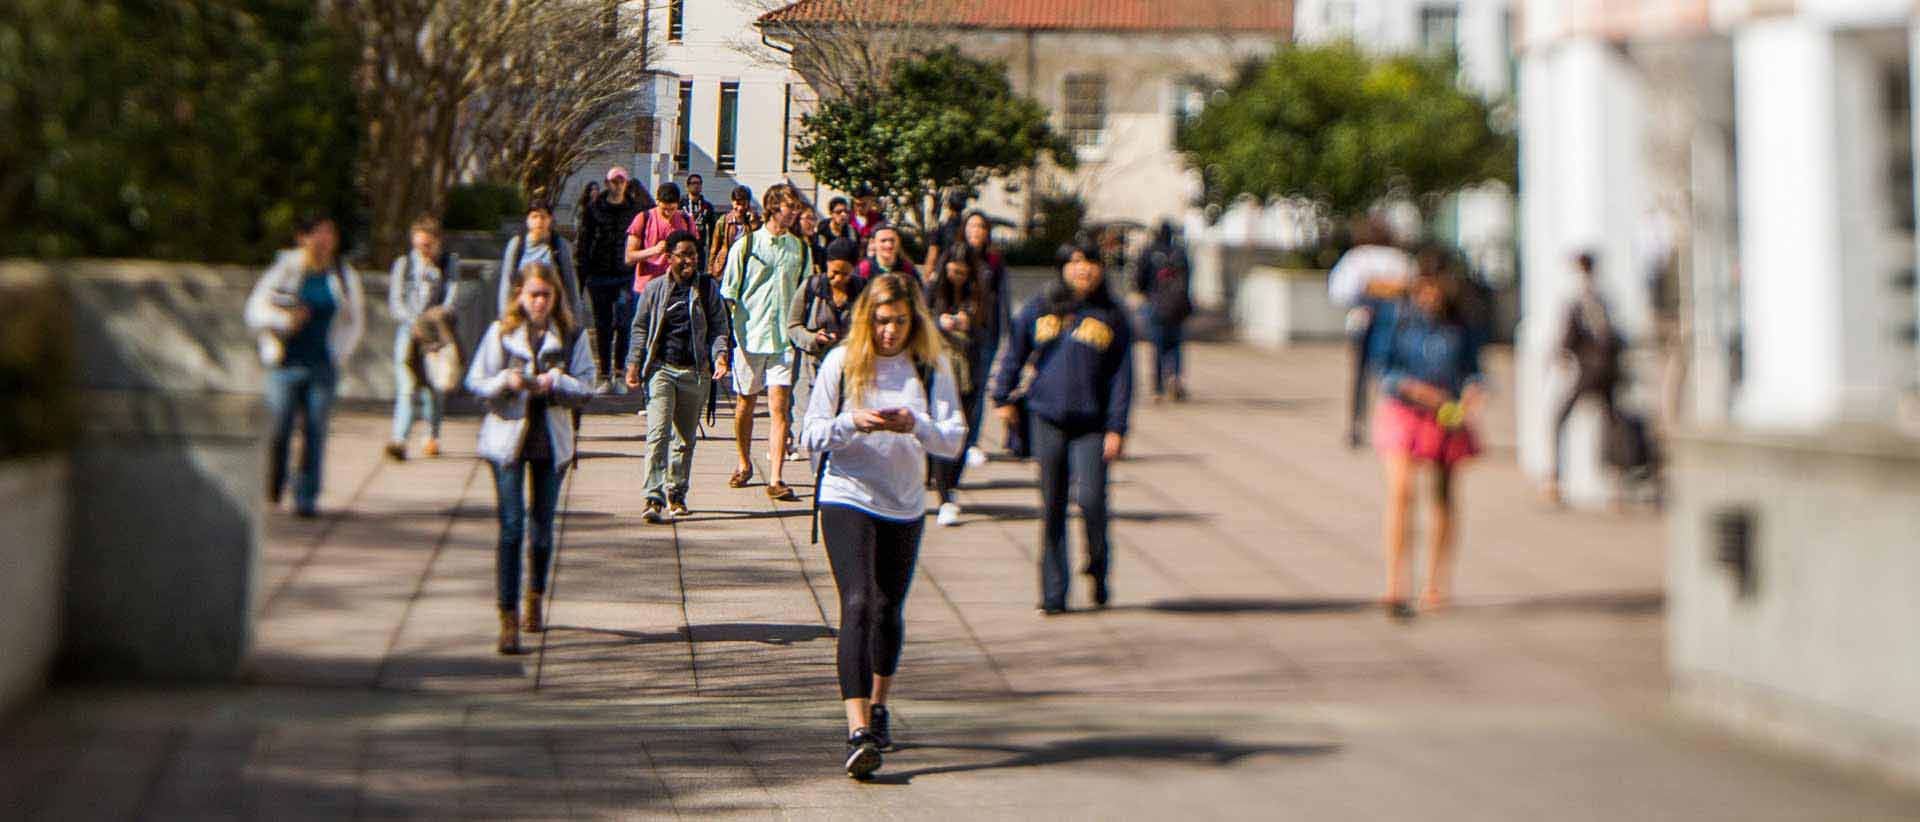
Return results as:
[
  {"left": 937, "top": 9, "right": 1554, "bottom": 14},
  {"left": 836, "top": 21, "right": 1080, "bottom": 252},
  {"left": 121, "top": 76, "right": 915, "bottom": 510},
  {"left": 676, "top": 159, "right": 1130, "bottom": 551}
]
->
[{"left": 1518, "top": 0, "right": 1920, "bottom": 786}]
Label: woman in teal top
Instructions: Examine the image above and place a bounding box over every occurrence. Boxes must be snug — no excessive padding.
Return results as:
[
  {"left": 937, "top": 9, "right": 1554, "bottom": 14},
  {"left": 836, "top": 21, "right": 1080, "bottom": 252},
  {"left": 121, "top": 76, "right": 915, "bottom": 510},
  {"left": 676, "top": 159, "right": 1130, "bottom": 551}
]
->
[{"left": 244, "top": 213, "right": 367, "bottom": 518}]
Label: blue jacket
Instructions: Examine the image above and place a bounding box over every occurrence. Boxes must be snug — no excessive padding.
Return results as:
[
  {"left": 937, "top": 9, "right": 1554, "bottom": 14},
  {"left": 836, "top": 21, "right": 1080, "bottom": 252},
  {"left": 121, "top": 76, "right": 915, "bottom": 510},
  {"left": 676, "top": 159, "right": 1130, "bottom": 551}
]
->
[
  {"left": 991, "top": 296, "right": 1134, "bottom": 435},
  {"left": 1375, "top": 301, "right": 1484, "bottom": 402}
]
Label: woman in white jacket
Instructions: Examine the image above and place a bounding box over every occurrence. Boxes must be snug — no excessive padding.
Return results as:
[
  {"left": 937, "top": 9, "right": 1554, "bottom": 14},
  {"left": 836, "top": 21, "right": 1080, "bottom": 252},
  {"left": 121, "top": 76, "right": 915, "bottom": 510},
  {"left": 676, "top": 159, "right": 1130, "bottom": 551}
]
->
[
  {"left": 243, "top": 213, "right": 365, "bottom": 518},
  {"left": 465, "top": 261, "right": 596, "bottom": 655},
  {"left": 800, "top": 272, "right": 966, "bottom": 779}
]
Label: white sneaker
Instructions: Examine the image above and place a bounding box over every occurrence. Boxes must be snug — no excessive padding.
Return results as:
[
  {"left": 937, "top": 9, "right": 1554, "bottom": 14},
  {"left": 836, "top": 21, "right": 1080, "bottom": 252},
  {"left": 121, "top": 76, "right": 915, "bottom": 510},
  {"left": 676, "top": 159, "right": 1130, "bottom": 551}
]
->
[
  {"left": 611, "top": 379, "right": 628, "bottom": 396},
  {"left": 786, "top": 450, "right": 807, "bottom": 462},
  {"left": 965, "top": 446, "right": 988, "bottom": 468},
  {"left": 936, "top": 502, "right": 961, "bottom": 527},
  {"left": 594, "top": 379, "right": 611, "bottom": 395}
]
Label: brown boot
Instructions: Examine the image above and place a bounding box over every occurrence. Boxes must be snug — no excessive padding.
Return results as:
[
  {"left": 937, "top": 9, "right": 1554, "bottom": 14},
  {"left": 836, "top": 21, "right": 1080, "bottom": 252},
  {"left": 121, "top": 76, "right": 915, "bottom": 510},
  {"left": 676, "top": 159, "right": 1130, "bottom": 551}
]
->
[
  {"left": 523, "top": 591, "right": 545, "bottom": 633},
  {"left": 497, "top": 608, "right": 521, "bottom": 655}
]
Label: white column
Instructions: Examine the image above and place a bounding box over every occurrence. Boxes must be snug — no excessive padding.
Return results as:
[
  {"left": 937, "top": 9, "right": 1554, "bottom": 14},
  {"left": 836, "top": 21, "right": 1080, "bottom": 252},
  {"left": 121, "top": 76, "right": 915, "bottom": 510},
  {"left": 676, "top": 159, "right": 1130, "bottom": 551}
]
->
[
  {"left": 1730, "top": 20, "right": 1847, "bottom": 428},
  {"left": 1516, "top": 36, "right": 1647, "bottom": 505}
]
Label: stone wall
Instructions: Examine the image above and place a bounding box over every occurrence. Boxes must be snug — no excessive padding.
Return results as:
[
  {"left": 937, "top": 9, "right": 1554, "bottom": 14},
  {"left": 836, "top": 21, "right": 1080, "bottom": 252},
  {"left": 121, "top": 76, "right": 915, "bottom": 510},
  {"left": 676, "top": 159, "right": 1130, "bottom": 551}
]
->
[{"left": 1668, "top": 425, "right": 1920, "bottom": 786}]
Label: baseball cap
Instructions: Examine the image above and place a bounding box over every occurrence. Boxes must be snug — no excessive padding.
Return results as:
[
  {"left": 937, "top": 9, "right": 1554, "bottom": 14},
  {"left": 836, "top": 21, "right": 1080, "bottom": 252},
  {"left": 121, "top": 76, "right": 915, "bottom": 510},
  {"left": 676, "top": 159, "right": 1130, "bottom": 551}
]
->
[{"left": 606, "top": 166, "right": 631, "bottom": 183}]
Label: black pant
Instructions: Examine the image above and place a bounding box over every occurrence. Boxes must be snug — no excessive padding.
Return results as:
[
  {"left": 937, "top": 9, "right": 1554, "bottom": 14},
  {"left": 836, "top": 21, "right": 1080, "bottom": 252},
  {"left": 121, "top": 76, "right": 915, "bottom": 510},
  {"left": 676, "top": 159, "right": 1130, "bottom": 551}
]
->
[
  {"left": 1348, "top": 328, "right": 1375, "bottom": 437},
  {"left": 1032, "top": 416, "right": 1109, "bottom": 610},
  {"left": 821, "top": 504, "right": 923, "bottom": 700},
  {"left": 1552, "top": 370, "right": 1619, "bottom": 483},
  {"left": 586, "top": 282, "right": 629, "bottom": 377},
  {"left": 931, "top": 384, "right": 983, "bottom": 503}
]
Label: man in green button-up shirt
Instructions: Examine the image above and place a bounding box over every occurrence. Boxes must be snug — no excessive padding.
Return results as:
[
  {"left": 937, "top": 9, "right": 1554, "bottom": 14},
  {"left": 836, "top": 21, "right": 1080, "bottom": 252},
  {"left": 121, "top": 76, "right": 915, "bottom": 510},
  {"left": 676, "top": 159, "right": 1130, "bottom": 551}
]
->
[{"left": 721, "top": 185, "right": 812, "bottom": 500}]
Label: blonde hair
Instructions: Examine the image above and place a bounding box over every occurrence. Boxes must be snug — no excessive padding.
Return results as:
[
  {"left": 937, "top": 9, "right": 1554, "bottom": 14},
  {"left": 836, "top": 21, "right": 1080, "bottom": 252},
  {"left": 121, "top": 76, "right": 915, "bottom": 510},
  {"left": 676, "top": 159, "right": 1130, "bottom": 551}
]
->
[
  {"left": 842, "top": 272, "right": 943, "bottom": 409},
  {"left": 501, "top": 262, "right": 576, "bottom": 339},
  {"left": 409, "top": 214, "right": 443, "bottom": 238}
]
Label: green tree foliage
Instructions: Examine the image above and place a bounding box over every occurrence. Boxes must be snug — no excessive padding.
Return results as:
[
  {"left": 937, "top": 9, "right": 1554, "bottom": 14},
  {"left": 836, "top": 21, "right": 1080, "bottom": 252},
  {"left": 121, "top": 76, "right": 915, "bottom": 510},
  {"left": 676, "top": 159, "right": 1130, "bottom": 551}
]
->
[
  {"left": 795, "top": 47, "right": 1074, "bottom": 230},
  {"left": 1180, "top": 42, "right": 1514, "bottom": 226},
  {"left": 0, "top": 0, "right": 360, "bottom": 262}
]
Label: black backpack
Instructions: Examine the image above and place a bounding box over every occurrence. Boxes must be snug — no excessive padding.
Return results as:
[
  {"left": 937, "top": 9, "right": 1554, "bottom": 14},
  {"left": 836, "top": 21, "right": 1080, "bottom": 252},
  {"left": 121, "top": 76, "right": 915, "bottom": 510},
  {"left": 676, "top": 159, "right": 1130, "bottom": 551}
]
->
[
  {"left": 809, "top": 358, "right": 939, "bottom": 544},
  {"left": 1148, "top": 250, "right": 1192, "bottom": 323}
]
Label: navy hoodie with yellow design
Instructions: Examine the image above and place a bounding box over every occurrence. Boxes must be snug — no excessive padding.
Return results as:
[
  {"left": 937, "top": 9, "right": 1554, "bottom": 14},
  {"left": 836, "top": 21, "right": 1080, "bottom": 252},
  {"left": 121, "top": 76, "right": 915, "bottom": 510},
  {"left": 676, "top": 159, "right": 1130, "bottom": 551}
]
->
[{"left": 992, "top": 296, "right": 1134, "bottom": 435}]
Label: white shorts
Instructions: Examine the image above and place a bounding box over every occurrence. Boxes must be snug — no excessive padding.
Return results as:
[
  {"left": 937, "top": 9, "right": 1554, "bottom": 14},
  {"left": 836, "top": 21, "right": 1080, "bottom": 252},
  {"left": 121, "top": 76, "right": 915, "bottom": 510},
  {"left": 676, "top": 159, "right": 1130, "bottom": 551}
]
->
[{"left": 732, "top": 350, "right": 793, "bottom": 395}]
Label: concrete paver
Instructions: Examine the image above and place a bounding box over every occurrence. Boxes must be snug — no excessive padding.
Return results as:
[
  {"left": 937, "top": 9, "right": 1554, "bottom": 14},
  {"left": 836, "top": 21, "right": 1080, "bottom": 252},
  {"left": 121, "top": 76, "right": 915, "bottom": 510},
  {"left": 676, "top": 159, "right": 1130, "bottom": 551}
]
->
[{"left": 5, "top": 342, "right": 1917, "bottom": 819}]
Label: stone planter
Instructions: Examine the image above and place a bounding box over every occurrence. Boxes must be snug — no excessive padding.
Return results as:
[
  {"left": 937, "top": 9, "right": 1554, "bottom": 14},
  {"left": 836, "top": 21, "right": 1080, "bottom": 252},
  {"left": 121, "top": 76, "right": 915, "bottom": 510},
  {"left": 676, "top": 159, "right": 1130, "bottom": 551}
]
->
[
  {"left": 1232, "top": 267, "right": 1344, "bottom": 348},
  {"left": 0, "top": 455, "right": 70, "bottom": 713}
]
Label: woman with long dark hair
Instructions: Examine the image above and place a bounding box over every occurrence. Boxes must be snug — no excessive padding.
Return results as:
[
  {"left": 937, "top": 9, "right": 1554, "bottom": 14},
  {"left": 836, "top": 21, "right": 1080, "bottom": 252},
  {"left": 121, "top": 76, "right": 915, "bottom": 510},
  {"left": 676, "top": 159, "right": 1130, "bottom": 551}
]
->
[
  {"left": 989, "top": 240, "right": 1133, "bottom": 614},
  {"left": 1371, "top": 248, "right": 1484, "bottom": 618},
  {"left": 926, "top": 242, "right": 995, "bottom": 526},
  {"left": 800, "top": 272, "right": 966, "bottom": 779}
]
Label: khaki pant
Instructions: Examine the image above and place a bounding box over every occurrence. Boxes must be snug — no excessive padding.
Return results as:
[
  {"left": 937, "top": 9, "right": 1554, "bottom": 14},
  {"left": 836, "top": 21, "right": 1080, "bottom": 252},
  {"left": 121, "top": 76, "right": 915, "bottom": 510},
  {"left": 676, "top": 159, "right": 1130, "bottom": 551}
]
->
[{"left": 643, "top": 365, "right": 709, "bottom": 503}]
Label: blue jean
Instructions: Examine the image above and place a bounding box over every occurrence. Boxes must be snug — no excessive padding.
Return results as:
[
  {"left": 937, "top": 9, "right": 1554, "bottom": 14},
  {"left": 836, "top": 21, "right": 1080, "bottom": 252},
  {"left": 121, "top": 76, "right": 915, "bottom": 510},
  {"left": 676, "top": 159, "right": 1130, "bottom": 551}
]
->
[
  {"left": 1150, "top": 319, "right": 1184, "bottom": 396},
  {"left": 492, "top": 458, "right": 565, "bottom": 611},
  {"left": 1031, "top": 416, "right": 1109, "bottom": 610},
  {"left": 266, "top": 365, "right": 337, "bottom": 513},
  {"left": 391, "top": 326, "right": 444, "bottom": 443}
]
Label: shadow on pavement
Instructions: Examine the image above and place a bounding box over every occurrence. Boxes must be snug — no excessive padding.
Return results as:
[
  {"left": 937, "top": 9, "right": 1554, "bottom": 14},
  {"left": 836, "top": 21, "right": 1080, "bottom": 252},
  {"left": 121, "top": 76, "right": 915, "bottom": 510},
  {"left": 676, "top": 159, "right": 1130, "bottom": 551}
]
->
[
  {"left": 538, "top": 622, "right": 832, "bottom": 651},
  {"left": 1137, "top": 590, "right": 1663, "bottom": 617},
  {"left": 959, "top": 503, "right": 1206, "bottom": 523},
  {"left": 868, "top": 735, "right": 1340, "bottom": 785}
]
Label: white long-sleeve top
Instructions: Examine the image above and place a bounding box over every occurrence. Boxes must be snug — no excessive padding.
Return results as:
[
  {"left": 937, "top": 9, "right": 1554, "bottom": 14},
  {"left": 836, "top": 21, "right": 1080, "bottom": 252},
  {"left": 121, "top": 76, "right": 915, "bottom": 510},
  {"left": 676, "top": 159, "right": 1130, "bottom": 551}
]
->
[
  {"left": 802, "top": 346, "right": 967, "bottom": 521},
  {"left": 1326, "top": 244, "right": 1414, "bottom": 308},
  {"left": 244, "top": 249, "right": 365, "bottom": 368}
]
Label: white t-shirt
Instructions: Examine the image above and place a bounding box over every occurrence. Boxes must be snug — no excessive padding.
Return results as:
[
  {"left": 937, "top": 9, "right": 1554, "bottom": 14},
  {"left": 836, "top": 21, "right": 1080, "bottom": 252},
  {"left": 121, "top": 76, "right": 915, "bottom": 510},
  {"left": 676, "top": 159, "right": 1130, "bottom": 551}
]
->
[
  {"left": 1327, "top": 245, "right": 1415, "bottom": 308},
  {"left": 801, "top": 347, "right": 967, "bottom": 521}
]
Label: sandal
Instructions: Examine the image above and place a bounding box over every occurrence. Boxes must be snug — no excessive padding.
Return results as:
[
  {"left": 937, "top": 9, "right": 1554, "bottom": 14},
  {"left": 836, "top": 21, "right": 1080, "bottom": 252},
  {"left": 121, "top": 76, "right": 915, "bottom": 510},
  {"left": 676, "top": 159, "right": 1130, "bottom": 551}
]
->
[
  {"left": 729, "top": 465, "right": 754, "bottom": 488},
  {"left": 767, "top": 482, "right": 799, "bottom": 502}
]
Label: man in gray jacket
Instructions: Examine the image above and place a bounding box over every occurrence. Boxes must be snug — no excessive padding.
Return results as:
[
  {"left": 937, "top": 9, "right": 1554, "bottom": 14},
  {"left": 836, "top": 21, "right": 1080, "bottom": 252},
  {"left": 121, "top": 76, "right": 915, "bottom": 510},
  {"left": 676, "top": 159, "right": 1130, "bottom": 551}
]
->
[{"left": 624, "top": 230, "right": 731, "bottom": 523}]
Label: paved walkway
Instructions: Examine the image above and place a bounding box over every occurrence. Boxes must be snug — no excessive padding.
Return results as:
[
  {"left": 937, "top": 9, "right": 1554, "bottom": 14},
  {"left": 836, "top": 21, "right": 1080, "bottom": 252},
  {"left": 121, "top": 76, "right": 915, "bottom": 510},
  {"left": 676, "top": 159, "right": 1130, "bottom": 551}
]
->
[{"left": 7, "top": 343, "right": 1918, "bottom": 820}]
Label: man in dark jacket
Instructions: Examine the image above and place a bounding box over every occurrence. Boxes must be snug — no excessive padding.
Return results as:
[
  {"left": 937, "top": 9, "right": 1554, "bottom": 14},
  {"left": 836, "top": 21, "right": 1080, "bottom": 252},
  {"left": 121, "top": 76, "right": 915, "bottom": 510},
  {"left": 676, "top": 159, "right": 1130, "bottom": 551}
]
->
[
  {"left": 1545, "top": 251, "right": 1624, "bottom": 504},
  {"left": 575, "top": 167, "right": 648, "bottom": 392},
  {"left": 1132, "top": 221, "right": 1193, "bottom": 401},
  {"left": 624, "top": 231, "right": 731, "bottom": 522}
]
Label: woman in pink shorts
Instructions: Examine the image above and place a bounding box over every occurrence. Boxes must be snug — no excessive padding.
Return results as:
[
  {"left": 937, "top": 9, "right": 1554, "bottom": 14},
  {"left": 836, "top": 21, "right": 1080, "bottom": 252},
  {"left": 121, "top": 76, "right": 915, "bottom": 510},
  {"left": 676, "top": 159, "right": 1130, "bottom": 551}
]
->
[{"left": 1371, "top": 251, "right": 1485, "bottom": 618}]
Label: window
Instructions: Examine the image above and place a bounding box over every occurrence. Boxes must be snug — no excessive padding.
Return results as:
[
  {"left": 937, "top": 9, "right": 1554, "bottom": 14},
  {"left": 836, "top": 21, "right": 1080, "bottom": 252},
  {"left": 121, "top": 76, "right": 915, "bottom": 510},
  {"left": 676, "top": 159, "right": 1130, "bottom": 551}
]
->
[
  {"left": 668, "top": 0, "right": 684, "bottom": 42},
  {"left": 675, "top": 80, "right": 693, "bottom": 171},
  {"left": 1419, "top": 5, "right": 1459, "bottom": 55},
  {"left": 1171, "top": 77, "right": 1211, "bottom": 145},
  {"left": 1063, "top": 74, "right": 1108, "bottom": 152},
  {"left": 717, "top": 81, "right": 740, "bottom": 174},
  {"left": 600, "top": 0, "right": 619, "bottom": 40}
]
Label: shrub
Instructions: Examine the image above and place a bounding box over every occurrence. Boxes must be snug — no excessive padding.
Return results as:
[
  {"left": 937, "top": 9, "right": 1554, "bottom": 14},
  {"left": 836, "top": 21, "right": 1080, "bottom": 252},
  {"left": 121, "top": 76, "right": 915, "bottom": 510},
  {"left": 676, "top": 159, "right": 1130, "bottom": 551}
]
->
[{"left": 443, "top": 183, "right": 527, "bottom": 232}]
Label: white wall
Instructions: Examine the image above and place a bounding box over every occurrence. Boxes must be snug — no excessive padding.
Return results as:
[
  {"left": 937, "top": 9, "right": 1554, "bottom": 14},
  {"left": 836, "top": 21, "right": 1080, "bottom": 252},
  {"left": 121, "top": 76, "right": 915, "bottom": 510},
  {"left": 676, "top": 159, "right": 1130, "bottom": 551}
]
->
[{"left": 649, "top": 0, "right": 802, "bottom": 204}]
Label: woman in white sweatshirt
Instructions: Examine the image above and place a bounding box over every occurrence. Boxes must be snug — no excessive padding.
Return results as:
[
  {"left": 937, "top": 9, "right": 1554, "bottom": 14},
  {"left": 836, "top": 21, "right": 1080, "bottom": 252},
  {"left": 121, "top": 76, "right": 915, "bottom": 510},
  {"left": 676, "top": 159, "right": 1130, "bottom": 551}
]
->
[
  {"left": 464, "top": 262, "right": 596, "bottom": 655},
  {"left": 243, "top": 213, "right": 365, "bottom": 518},
  {"left": 800, "top": 272, "right": 966, "bottom": 780}
]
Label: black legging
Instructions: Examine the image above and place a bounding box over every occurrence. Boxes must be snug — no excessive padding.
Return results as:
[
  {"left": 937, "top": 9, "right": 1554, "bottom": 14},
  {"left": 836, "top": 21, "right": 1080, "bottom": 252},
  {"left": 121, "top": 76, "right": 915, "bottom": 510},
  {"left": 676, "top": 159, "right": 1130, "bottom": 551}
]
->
[
  {"left": 820, "top": 504, "right": 923, "bottom": 700},
  {"left": 1551, "top": 369, "right": 1619, "bottom": 483},
  {"left": 586, "top": 282, "right": 628, "bottom": 377},
  {"left": 1348, "top": 323, "right": 1376, "bottom": 438}
]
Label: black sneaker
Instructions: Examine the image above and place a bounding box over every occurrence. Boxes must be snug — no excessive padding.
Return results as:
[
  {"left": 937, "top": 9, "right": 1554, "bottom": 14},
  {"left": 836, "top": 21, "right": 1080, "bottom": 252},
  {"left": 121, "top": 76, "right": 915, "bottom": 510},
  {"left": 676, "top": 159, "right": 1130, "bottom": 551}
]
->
[
  {"left": 844, "top": 729, "right": 883, "bottom": 779},
  {"left": 869, "top": 705, "right": 894, "bottom": 750},
  {"left": 1090, "top": 576, "right": 1110, "bottom": 609}
]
